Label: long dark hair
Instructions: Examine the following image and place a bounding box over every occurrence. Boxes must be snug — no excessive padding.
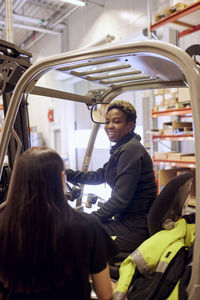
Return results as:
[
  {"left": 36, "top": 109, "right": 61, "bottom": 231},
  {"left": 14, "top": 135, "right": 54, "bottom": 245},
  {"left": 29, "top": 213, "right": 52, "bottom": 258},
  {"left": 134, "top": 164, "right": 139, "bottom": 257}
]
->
[{"left": 0, "top": 147, "right": 80, "bottom": 293}]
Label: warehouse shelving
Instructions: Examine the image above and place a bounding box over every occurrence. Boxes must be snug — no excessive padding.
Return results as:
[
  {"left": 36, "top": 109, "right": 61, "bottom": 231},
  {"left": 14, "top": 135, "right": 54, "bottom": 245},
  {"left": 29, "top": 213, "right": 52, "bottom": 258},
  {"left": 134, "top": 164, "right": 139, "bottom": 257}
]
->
[
  {"left": 152, "top": 107, "right": 192, "bottom": 118},
  {"left": 152, "top": 133, "right": 193, "bottom": 141},
  {"left": 152, "top": 97, "right": 195, "bottom": 198},
  {"left": 150, "top": 1, "right": 200, "bottom": 39},
  {"left": 153, "top": 158, "right": 196, "bottom": 168}
]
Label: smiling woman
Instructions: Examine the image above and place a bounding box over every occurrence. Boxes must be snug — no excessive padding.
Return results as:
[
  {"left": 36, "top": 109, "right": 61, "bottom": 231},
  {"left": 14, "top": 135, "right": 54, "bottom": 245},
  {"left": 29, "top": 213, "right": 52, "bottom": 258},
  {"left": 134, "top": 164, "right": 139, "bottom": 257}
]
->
[
  {"left": 66, "top": 100, "right": 157, "bottom": 263},
  {"left": 104, "top": 101, "right": 136, "bottom": 142}
]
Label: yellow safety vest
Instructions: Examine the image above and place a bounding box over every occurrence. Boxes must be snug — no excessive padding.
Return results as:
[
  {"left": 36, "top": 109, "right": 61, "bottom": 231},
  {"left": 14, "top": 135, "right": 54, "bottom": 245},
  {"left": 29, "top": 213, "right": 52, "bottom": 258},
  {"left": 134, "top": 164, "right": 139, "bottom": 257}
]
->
[{"left": 113, "top": 219, "right": 195, "bottom": 300}]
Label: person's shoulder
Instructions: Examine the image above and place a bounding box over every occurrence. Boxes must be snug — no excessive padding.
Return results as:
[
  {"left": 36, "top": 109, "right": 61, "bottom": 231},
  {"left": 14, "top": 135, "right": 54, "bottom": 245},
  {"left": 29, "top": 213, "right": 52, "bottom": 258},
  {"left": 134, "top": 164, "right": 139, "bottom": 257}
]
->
[
  {"left": 125, "top": 134, "right": 145, "bottom": 151},
  {"left": 77, "top": 212, "right": 113, "bottom": 240},
  {"left": 69, "top": 209, "right": 100, "bottom": 229},
  {"left": 76, "top": 211, "right": 102, "bottom": 227},
  {"left": 65, "top": 209, "right": 99, "bottom": 242}
]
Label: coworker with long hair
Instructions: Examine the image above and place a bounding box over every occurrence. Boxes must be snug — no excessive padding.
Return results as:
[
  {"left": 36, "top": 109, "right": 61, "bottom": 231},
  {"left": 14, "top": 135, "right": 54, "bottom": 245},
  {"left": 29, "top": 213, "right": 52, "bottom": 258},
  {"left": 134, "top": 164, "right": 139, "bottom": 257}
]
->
[{"left": 0, "top": 147, "right": 118, "bottom": 300}]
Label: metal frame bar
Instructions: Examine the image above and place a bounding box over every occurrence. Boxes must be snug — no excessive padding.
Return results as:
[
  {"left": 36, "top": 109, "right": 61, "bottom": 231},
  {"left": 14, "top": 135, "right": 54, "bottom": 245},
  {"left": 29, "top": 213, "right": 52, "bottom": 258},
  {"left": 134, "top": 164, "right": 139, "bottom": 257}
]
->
[{"left": 31, "top": 86, "right": 93, "bottom": 103}]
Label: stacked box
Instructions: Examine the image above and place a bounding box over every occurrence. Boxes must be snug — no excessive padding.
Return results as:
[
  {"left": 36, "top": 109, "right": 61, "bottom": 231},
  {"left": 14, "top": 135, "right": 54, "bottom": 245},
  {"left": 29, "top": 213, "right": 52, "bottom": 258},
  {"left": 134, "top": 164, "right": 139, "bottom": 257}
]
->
[
  {"left": 178, "top": 88, "right": 191, "bottom": 102},
  {"left": 167, "top": 152, "right": 183, "bottom": 160},
  {"left": 181, "top": 154, "right": 195, "bottom": 162},
  {"left": 154, "top": 152, "right": 169, "bottom": 159},
  {"left": 163, "top": 121, "right": 193, "bottom": 134}
]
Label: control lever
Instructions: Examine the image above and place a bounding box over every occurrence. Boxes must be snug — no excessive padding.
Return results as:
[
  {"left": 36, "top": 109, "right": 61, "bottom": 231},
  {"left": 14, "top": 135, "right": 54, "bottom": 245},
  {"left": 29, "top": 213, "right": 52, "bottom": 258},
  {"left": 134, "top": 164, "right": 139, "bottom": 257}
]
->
[
  {"left": 85, "top": 193, "right": 106, "bottom": 208},
  {"left": 85, "top": 193, "right": 98, "bottom": 208},
  {"left": 65, "top": 182, "right": 82, "bottom": 202}
]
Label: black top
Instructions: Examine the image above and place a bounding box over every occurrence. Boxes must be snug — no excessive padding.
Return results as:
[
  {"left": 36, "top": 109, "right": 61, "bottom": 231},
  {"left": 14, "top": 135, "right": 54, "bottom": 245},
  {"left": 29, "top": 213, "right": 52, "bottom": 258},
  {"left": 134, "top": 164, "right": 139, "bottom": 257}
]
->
[
  {"left": 66, "top": 132, "right": 157, "bottom": 228},
  {"left": 0, "top": 208, "right": 118, "bottom": 300}
]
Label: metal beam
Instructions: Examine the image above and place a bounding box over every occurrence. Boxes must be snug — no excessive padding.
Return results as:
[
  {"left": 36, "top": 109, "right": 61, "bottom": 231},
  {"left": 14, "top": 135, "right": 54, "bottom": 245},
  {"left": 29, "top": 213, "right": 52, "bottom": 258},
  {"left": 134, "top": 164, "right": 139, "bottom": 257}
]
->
[
  {"left": 20, "top": 5, "right": 78, "bottom": 49},
  {"left": 31, "top": 86, "right": 94, "bottom": 104},
  {"left": 0, "top": 20, "right": 61, "bottom": 35},
  {"left": 13, "top": 13, "right": 46, "bottom": 25}
]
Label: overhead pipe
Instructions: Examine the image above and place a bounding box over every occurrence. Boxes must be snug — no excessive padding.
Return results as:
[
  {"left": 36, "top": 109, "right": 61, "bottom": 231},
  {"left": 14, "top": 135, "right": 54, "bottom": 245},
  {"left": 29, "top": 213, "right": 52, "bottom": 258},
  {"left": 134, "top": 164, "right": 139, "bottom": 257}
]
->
[
  {"left": 147, "top": 0, "right": 152, "bottom": 39},
  {"left": 0, "top": 20, "right": 61, "bottom": 35},
  {"left": 5, "top": 0, "right": 13, "bottom": 43},
  {"left": 21, "top": 6, "right": 79, "bottom": 49},
  {"left": 13, "top": 13, "right": 46, "bottom": 25}
]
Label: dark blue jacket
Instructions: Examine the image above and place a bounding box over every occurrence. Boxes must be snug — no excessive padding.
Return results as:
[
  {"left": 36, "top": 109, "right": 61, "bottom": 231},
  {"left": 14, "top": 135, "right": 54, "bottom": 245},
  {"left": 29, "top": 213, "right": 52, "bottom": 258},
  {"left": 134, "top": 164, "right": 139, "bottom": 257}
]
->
[{"left": 66, "top": 132, "right": 157, "bottom": 227}]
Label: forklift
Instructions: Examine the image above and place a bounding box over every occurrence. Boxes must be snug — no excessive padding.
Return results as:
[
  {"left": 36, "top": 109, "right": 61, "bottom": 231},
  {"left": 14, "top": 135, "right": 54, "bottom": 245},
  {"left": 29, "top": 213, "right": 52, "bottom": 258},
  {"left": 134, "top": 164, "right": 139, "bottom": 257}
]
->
[{"left": 0, "top": 38, "right": 200, "bottom": 299}]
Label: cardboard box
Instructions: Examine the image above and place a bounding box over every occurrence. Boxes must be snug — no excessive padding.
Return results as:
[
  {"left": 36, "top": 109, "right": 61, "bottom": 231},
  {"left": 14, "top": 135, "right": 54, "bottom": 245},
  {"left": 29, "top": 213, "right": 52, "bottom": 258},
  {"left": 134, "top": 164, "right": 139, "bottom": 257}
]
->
[
  {"left": 158, "top": 169, "right": 177, "bottom": 187},
  {"left": 163, "top": 121, "right": 172, "bottom": 128},
  {"left": 150, "top": 129, "right": 160, "bottom": 135},
  {"left": 162, "top": 121, "right": 193, "bottom": 135},
  {"left": 163, "top": 122, "right": 174, "bottom": 135},
  {"left": 172, "top": 121, "right": 192, "bottom": 129},
  {"left": 167, "top": 153, "right": 196, "bottom": 162},
  {"left": 163, "top": 128, "right": 174, "bottom": 135},
  {"left": 167, "top": 152, "right": 183, "bottom": 160},
  {"left": 163, "top": 97, "right": 178, "bottom": 105},
  {"left": 180, "top": 154, "right": 196, "bottom": 162},
  {"left": 163, "top": 122, "right": 173, "bottom": 129},
  {"left": 183, "top": 127, "right": 193, "bottom": 132},
  {"left": 154, "top": 89, "right": 164, "bottom": 96},
  {"left": 158, "top": 168, "right": 196, "bottom": 195},
  {"left": 163, "top": 121, "right": 192, "bottom": 129},
  {"left": 178, "top": 88, "right": 191, "bottom": 102},
  {"left": 154, "top": 152, "right": 168, "bottom": 159},
  {"left": 188, "top": 197, "right": 196, "bottom": 208}
]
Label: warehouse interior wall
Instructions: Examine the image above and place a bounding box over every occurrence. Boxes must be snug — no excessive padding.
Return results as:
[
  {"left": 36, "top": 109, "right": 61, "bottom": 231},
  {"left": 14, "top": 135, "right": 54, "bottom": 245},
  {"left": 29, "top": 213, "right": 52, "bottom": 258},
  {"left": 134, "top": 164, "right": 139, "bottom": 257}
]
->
[{"left": 26, "top": 0, "right": 200, "bottom": 170}]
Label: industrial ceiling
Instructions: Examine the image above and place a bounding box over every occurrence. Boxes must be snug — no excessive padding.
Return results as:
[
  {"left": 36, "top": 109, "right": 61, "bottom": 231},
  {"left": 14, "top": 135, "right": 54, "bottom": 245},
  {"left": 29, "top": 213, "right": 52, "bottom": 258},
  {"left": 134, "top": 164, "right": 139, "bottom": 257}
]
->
[{"left": 0, "top": 0, "right": 103, "bottom": 50}]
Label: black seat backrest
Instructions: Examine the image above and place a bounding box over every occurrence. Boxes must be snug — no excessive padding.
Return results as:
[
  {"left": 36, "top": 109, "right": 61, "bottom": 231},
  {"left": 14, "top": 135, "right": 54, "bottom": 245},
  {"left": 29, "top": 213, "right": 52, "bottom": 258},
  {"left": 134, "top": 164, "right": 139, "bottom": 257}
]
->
[{"left": 148, "top": 172, "right": 194, "bottom": 236}]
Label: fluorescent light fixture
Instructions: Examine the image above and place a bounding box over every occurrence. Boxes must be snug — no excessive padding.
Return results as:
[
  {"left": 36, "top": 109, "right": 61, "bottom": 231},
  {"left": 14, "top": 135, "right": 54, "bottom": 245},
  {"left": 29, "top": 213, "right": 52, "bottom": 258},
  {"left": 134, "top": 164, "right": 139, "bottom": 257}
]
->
[{"left": 61, "top": 0, "right": 85, "bottom": 6}]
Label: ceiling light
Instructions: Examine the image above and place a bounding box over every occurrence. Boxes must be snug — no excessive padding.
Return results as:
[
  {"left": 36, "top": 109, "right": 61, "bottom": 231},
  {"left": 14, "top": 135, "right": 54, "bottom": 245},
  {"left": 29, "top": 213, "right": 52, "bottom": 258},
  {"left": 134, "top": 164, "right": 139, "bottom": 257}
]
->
[{"left": 61, "top": 0, "right": 85, "bottom": 6}]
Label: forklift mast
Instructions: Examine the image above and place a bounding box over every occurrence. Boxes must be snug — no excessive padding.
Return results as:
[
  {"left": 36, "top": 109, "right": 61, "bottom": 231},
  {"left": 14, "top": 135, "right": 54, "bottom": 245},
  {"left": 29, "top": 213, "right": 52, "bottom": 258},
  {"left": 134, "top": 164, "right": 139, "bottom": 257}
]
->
[{"left": 0, "top": 39, "right": 32, "bottom": 203}]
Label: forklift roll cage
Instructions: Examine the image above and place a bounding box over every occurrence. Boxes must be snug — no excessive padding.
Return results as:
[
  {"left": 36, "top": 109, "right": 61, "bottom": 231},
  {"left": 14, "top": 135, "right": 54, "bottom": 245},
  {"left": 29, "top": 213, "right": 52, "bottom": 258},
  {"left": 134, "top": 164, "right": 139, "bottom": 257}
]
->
[{"left": 0, "top": 39, "right": 200, "bottom": 299}]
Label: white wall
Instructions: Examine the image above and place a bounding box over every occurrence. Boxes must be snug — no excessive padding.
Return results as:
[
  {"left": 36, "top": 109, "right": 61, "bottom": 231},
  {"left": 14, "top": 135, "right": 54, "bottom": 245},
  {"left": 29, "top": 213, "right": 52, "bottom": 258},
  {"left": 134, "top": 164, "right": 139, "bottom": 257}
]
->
[
  {"left": 66, "top": 0, "right": 152, "bottom": 51},
  {"left": 30, "top": 33, "right": 62, "bottom": 61}
]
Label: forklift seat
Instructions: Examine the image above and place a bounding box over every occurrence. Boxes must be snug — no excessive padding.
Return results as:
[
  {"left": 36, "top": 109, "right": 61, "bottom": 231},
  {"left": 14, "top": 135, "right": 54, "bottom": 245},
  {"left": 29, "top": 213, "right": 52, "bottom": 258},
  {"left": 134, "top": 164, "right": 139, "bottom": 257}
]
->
[
  {"left": 110, "top": 172, "right": 194, "bottom": 280},
  {"left": 148, "top": 172, "right": 194, "bottom": 236}
]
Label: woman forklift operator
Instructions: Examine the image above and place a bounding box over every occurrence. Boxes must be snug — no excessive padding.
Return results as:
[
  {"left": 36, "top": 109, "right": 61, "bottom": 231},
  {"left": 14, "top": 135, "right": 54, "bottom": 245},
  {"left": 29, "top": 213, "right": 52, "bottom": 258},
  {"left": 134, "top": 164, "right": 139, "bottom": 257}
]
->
[{"left": 66, "top": 100, "right": 157, "bottom": 253}]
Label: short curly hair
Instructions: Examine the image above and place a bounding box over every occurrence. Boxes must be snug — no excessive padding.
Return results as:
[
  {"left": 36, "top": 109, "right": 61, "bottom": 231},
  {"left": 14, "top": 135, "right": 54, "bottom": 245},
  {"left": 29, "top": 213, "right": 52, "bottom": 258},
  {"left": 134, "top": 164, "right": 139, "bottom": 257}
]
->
[{"left": 106, "top": 100, "right": 137, "bottom": 124}]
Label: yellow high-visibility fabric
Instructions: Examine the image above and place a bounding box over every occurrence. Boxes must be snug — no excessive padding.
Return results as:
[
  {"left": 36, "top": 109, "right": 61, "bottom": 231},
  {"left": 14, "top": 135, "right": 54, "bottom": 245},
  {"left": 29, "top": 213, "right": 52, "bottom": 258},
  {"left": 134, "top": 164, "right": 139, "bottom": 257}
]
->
[
  {"left": 114, "top": 256, "right": 136, "bottom": 294},
  {"left": 166, "top": 280, "right": 180, "bottom": 300},
  {"left": 157, "top": 239, "right": 184, "bottom": 273},
  {"left": 133, "top": 219, "right": 186, "bottom": 274},
  {"left": 114, "top": 218, "right": 195, "bottom": 298},
  {"left": 184, "top": 223, "right": 195, "bottom": 247}
]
